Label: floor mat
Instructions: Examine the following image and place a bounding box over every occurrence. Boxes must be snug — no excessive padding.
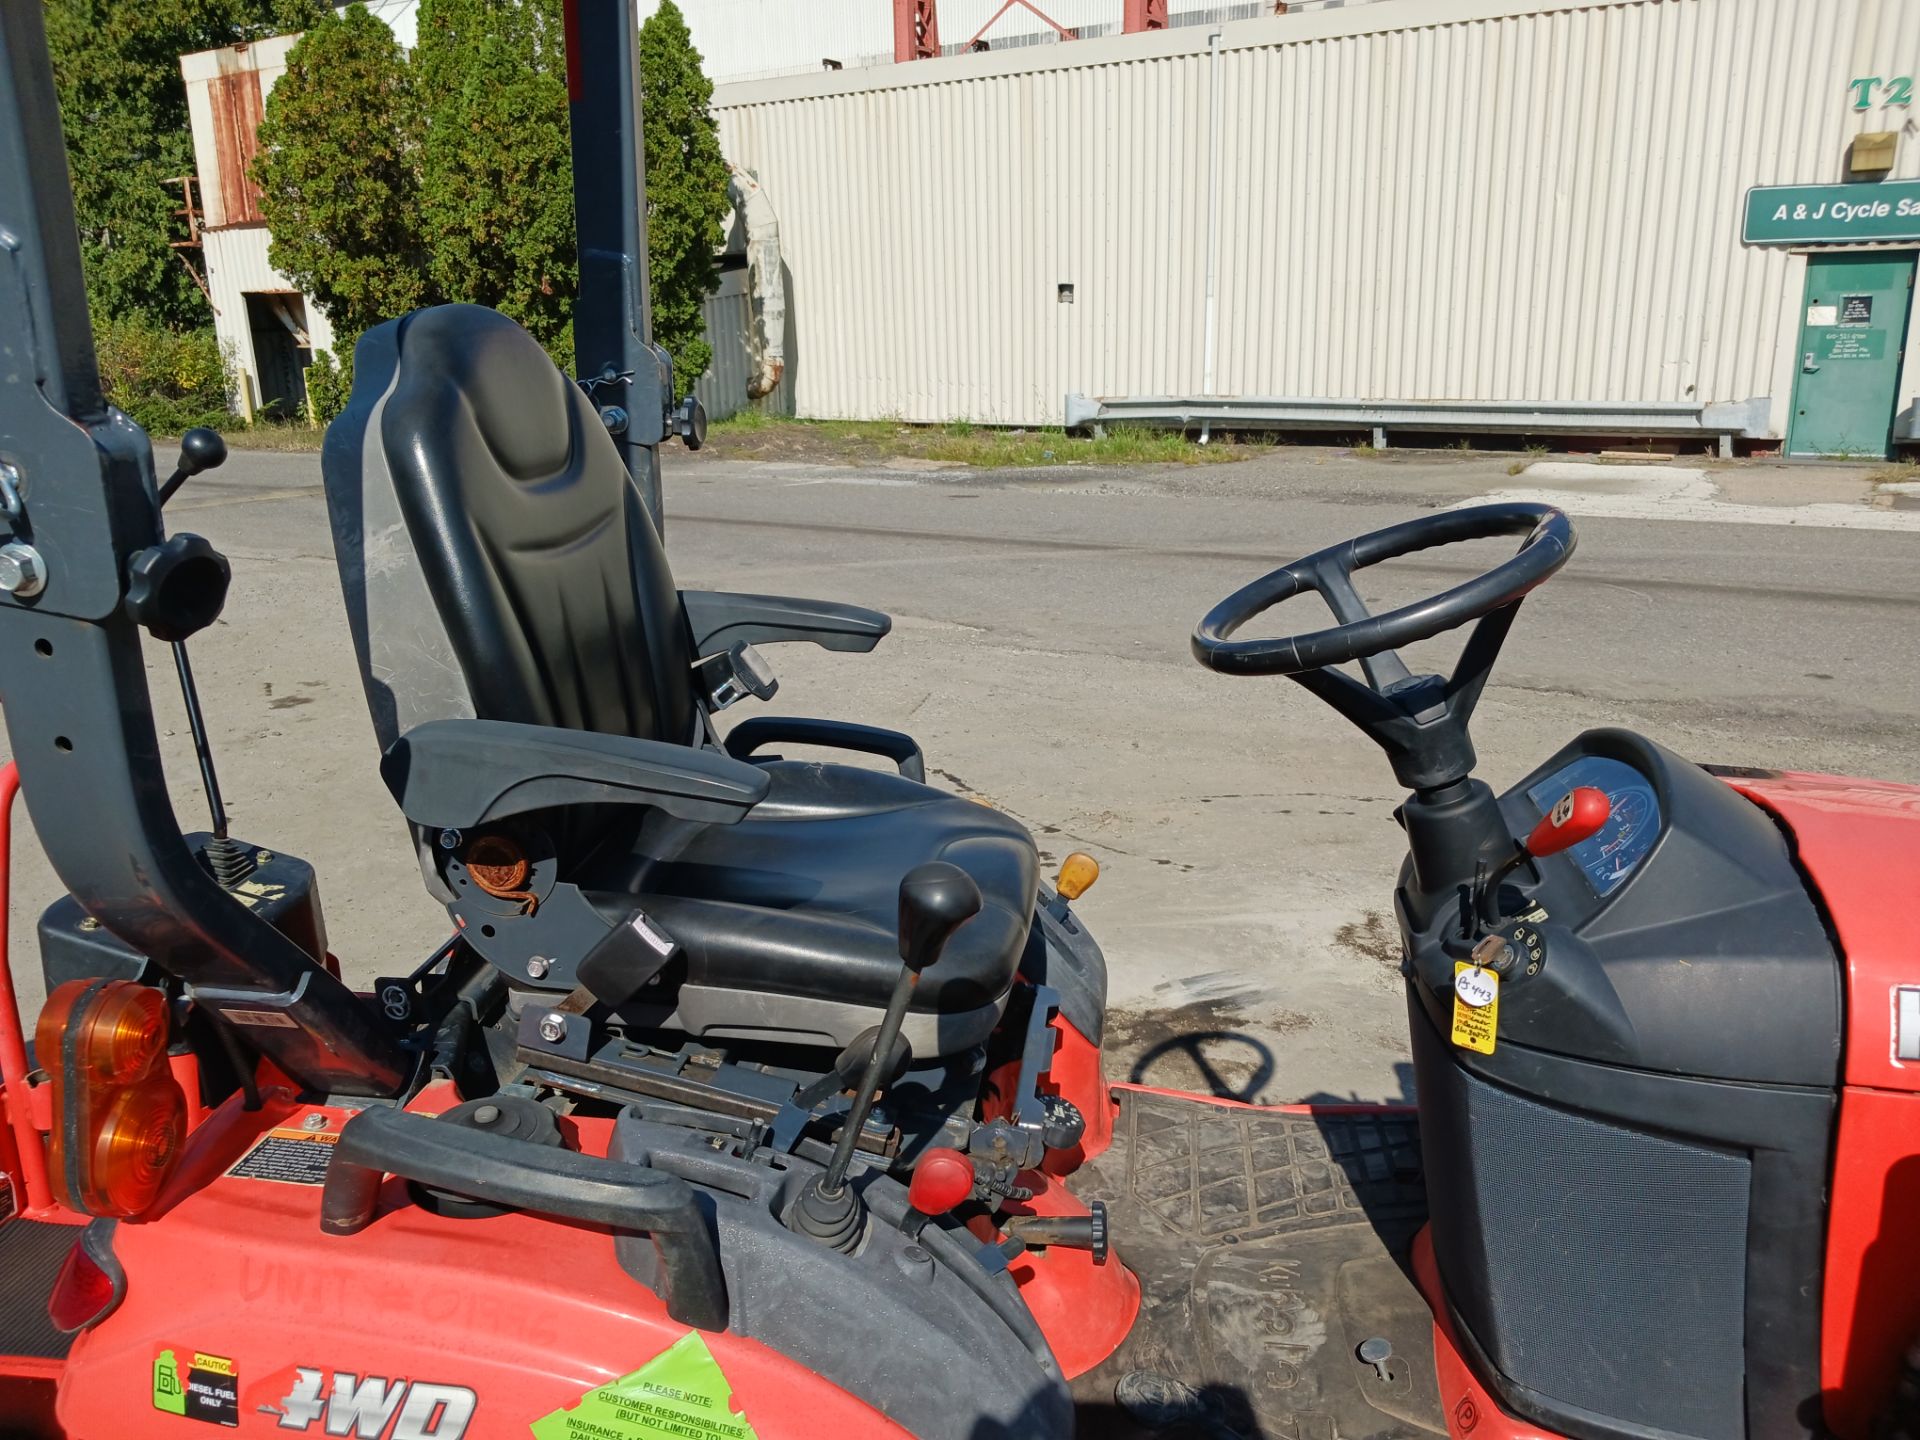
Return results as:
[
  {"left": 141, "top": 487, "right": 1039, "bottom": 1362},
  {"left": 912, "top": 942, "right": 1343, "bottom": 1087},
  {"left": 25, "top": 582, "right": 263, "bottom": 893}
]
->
[
  {"left": 1075, "top": 1090, "right": 1442, "bottom": 1439},
  {"left": 0, "top": 1218, "right": 77, "bottom": 1362}
]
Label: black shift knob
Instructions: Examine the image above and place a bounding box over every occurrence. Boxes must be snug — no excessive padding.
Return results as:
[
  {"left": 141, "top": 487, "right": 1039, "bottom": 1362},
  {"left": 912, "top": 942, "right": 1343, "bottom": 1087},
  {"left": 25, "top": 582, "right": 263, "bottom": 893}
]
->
[
  {"left": 897, "top": 861, "right": 981, "bottom": 972},
  {"left": 176, "top": 427, "right": 228, "bottom": 477}
]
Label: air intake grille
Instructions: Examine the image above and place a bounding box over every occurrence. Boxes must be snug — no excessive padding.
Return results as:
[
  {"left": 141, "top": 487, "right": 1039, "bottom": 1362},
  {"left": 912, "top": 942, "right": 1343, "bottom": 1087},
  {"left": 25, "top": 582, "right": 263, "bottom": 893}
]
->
[{"left": 1421, "top": 1049, "right": 1751, "bottom": 1440}]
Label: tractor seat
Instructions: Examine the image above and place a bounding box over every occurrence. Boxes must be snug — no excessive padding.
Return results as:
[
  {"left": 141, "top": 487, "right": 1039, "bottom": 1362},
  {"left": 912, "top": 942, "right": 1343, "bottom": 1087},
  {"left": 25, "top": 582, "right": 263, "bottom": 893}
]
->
[
  {"left": 322, "top": 304, "right": 1039, "bottom": 1055},
  {"left": 598, "top": 759, "right": 1036, "bottom": 1049}
]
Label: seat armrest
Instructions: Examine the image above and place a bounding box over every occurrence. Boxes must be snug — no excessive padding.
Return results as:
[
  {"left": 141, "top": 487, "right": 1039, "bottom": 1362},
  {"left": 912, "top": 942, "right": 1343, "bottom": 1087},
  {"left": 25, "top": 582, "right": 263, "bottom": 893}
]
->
[
  {"left": 381, "top": 718, "right": 772, "bottom": 829},
  {"left": 723, "top": 716, "right": 926, "bottom": 784},
  {"left": 681, "top": 590, "right": 891, "bottom": 655}
]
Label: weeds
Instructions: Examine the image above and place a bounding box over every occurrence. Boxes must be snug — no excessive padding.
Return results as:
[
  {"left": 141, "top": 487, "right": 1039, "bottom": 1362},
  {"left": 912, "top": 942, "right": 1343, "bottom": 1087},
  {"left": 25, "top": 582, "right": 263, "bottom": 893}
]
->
[
  {"left": 703, "top": 413, "right": 1246, "bottom": 468},
  {"left": 225, "top": 423, "right": 332, "bottom": 451}
]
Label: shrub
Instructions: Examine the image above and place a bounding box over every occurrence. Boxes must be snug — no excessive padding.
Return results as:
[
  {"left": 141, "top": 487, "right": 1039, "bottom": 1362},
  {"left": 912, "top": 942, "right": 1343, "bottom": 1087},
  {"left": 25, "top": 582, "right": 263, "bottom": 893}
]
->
[
  {"left": 253, "top": 4, "right": 433, "bottom": 338},
  {"left": 304, "top": 346, "right": 355, "bottom": 424},
  {"left": 91, "top": 314, "right": 233, "bottom": 434}
]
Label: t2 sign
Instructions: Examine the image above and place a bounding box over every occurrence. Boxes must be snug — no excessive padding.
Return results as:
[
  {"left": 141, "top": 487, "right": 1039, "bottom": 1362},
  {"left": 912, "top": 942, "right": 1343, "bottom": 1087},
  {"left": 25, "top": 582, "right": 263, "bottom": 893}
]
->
[{"left": 1851, "top": 76, "right": 1915, "bottom": 111}]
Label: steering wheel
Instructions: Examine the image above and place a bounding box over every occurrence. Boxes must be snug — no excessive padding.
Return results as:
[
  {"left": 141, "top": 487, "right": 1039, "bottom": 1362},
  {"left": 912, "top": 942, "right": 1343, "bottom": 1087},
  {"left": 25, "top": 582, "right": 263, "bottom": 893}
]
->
[
  {"left": 1193, "top": 503, "right": 1573, "bottom": 678},
  {"left": 1191, "top": 503, "right": 1575, "bottom": 791}
]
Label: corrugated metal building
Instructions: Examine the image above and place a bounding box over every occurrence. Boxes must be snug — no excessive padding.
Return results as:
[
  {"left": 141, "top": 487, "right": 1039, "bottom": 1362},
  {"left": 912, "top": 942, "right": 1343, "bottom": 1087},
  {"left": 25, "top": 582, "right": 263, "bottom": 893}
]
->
[
  {"left": 180, "top": 36, "right": 337, "bottom": 420},
  {"left": 713, "top": 0, "right": 1920, "bottom": 454},
  {"left": 185, "top": 0, "right": 1920, "bottom": 456}
]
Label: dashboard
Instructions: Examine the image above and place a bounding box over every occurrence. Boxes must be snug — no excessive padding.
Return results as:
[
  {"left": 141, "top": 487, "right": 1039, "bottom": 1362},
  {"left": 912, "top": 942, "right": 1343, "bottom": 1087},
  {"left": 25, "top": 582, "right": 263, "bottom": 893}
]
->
[{"left": 1525, "top": 754, "right": 1661, "bottom": 897}]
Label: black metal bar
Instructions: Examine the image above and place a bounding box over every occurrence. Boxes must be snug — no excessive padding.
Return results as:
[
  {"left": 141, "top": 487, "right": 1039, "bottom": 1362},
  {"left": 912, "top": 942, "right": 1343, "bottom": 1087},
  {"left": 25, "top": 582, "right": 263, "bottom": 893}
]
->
[
  {"left": 322, "top": 1106, "right": 729, "bottom": 1331},
  {"left": 170, "top": 643, "right": 228, "bottom": 838},
  {"left": 564, "top": 0, "right": 667, "bottom": 528},
  {"left": 0, "top": 0, "right": 407, "bottom": 1097},
  {"left": 820, "top": 964, "right": 918, "bottom": 1195},
  {"left": 521, "top": 1048, "right": 897, "bottom": 1158}
]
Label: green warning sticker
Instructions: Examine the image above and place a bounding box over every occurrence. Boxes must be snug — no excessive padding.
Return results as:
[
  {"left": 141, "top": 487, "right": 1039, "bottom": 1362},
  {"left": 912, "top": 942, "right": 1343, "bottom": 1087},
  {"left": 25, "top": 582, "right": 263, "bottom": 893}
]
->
[
  {"left": 154, "top": 1349, "right": 188, "bottom": 1415},
  {"left": 530, "top": 1332, "right": 758, "bottom": 1440}
]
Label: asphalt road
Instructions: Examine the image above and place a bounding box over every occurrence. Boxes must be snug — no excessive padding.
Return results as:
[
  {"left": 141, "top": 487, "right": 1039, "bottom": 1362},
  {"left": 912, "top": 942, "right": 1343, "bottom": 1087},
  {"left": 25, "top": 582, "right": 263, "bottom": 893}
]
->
[{"left": 6, "top": 444, "right": 1917, "bottom": 1102}]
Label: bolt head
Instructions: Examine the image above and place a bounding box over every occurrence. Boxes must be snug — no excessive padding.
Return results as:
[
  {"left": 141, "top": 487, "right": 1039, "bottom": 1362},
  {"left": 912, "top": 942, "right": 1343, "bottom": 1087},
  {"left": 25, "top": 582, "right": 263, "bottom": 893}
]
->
[
  {"left": 472, "top": 1103, "right": 501, "bottom": 1125},
  {"left": 301, "top": 1113, "right": 329, "bottom": 1132},
  {"left": 526, "top": 955, "right": 551, "bottom": 980},
  {"left": 438, "top": 828, "right": 462, "bottom": 851},
  {"left": 0, "top": 543, "right": 46, "bottom": 598},
  {"left": 537, "top": 1011, "right": 567, "bottom": 1044}
]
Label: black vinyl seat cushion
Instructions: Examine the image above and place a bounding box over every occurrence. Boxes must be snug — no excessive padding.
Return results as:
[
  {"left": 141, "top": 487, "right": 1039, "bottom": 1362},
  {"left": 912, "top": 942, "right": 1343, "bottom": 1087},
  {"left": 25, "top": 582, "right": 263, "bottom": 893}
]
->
[{"left": 593, "top": 761, "right": 1039, "bottom": 1017}]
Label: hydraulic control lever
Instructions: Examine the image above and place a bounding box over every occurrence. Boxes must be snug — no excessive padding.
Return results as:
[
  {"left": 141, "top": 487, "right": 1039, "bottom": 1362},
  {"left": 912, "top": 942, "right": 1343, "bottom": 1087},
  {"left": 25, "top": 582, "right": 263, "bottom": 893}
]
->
[
  {"left": 767, "top": 1025, "right": 912, "bottom": 1152},
  {"left": 1476, "top": 785, "right": 1610, "bottom": 925},
  {"left": 156, "top": 426, "right": 227, "bottom": 506},
  {"left": 142, "top": 430, "right": 252, "bottom": 886},
  {"left": 791, "top": 861, "right": 981, "bottom": 1252}
]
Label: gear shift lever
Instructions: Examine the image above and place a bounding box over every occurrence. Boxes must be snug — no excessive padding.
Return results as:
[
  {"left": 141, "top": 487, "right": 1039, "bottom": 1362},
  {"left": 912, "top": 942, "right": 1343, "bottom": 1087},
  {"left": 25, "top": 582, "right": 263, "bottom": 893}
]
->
[
  {"left": 791, "top": 861, "right": 981, "bottom": 1251},
  {"left": 157, "top": 427, "right": 227, "bottom": 507}
]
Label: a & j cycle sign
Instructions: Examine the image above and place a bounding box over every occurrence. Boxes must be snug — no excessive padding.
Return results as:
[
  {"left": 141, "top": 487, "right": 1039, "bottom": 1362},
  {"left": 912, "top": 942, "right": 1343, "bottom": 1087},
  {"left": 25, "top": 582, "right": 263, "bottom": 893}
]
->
[{"left": 1743, "top": 181, "right": 1920, "bottom": 245}]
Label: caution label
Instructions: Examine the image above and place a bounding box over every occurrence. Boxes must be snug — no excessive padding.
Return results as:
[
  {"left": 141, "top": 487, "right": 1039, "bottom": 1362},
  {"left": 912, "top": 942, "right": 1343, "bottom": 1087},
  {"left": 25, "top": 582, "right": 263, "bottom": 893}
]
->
[
  {"left": 1450, "top": 961, "right": 1499, "bottom": 1055},
  {"left": 225, "top": 1128, "right": 339, "bottom": 1186},
  {"left": 531, "top": 1332, "right": 758, "bottom": 1440},
  {"left": 153, "top": 1347, "right": 240, "bottom": 1426}
]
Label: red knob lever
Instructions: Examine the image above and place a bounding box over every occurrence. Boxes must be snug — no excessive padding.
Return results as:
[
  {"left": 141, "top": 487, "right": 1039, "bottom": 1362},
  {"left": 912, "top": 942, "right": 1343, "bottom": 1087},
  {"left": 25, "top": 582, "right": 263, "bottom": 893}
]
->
[
  {"left": 908, "top": 1148, "right": 977, "bottom": 1216},
  {"left": 1525, "top": 786, "right": 1611, "bottom": 858}
]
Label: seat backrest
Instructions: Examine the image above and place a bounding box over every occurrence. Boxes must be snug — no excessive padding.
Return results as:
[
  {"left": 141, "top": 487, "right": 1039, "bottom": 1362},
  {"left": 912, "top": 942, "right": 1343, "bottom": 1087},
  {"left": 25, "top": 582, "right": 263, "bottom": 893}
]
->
[{"left": 322, "top": 305, "right": 698, "bottom": 753}]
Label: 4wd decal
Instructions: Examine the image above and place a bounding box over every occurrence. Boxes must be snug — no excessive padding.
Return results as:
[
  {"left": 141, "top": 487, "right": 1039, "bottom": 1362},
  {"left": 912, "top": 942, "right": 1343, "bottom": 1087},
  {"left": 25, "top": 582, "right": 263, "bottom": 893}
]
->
[{"left": 262, "top": 1368, "right": 476, "bottom": 1439}]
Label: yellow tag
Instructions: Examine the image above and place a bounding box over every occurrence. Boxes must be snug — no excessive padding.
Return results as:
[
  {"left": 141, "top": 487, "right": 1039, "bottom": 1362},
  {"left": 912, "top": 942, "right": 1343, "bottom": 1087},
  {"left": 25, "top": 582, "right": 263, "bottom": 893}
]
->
[{"left": 1451, "top": 961, "right": 1499, "bottom": 1054}]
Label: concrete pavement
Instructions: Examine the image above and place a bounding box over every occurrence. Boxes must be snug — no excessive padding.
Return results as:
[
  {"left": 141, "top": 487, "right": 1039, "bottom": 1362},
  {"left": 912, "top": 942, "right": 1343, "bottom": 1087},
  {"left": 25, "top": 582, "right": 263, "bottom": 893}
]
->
[{"left": 5, "top": 443, "right": 1916, "bottom": 1103}]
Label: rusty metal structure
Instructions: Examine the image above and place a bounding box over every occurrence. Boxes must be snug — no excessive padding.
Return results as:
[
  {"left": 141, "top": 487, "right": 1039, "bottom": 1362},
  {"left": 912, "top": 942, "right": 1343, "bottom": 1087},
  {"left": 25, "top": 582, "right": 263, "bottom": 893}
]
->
[
  {"left": 894, "top": 0, "right": 1168, "bottom": 59},
  {"left": 893, "top": 0, "right": 940, "bottom": 60}
]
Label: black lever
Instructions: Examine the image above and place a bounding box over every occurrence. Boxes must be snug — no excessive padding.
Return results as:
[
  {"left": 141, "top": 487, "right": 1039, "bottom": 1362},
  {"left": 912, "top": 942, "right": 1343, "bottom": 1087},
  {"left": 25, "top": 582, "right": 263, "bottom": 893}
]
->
[
  {"left": 768, "top": 1025, "right": 912, "bottom": 1153},
  {"left": 792, "top": 1026, "right": 912, "bottom": 1111},
  {"left": 791, "top": 861, "right": 980, "bottom": 1251},
  {"left": 148, "top": 430, "right": 248, "bottom": 885},
  {"left": 156, "top": 427, "right": 227, "bottom": 508}
]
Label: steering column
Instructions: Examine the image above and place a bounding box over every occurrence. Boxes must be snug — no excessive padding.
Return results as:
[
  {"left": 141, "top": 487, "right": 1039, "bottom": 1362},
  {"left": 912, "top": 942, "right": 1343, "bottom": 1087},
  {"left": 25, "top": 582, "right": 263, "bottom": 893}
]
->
[{"left": 1191, "top": 503, "right": 1576, "bottom": 926}]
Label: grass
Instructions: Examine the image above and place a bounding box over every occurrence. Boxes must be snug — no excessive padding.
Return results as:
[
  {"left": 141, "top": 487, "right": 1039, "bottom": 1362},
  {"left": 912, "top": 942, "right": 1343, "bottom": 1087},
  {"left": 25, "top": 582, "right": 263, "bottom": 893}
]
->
[
  {"left": 225, "top": 422, "right": 330, "bottom": 451},
  {"left": 702, "top": 411, "right": 1252, "bottom": 468},
  {"left": 1869, "top": 459, "right": 1920, "bottom": 486}
]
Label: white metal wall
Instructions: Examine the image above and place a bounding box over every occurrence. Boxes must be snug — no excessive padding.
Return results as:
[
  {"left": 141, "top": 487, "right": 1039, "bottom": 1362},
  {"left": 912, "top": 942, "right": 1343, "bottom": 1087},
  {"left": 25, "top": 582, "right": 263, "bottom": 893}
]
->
[{"left": 711, "top": 0, "right": 1920, "bottom": 432}]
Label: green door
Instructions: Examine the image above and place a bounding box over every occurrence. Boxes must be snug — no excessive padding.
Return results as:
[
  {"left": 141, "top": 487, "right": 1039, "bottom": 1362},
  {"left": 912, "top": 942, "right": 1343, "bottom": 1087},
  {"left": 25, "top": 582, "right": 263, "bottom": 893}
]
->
[{"left": 1787, "top": 250, "right": 1915, "bottom": 458}]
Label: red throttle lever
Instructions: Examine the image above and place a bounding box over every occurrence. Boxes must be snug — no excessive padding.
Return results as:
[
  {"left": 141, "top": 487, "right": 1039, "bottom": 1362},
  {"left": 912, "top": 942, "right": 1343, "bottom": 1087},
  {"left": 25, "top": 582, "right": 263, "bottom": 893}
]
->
[
  {"left": 1478, "top": 786, "right": 1611, "bottom": 923},
  {"left": 1525, "top": 786, "right": 1612, "bottom": 857}
]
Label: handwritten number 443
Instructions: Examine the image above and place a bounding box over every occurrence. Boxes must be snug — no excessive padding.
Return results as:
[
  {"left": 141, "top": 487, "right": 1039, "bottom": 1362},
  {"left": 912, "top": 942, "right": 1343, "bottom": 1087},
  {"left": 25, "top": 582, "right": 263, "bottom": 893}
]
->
[{"left": 1852, "top": 77, "right": 1915, "bottom": 111}]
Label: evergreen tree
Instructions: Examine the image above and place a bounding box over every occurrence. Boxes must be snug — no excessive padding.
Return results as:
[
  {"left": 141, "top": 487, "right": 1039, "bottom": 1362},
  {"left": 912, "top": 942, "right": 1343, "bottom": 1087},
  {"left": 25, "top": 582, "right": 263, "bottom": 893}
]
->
[
  {"left": 638, "top": 0, "right": 730, "bottom": 396},
  {"left": 46, "top": 0, "right": 328, "bottom": 330},
  {"left": 253, "top": 4, "right": 434, "bottom": 340},
  {"left": 415, "top": 0, "right": 577, "bottom": 358}
]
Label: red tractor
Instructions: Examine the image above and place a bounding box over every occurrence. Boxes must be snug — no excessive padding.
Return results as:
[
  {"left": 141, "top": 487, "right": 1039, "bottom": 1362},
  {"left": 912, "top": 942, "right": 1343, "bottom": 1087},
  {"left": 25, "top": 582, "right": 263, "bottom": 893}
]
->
[{"left": 1, "top": 4, "right": 1917, "bottom": 1439}]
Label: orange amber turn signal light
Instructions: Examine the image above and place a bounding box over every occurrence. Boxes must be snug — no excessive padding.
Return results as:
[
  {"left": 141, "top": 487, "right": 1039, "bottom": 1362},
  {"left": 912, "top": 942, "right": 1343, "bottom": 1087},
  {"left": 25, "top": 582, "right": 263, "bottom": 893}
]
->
[
  {"left": 35, "top": 979, "right": 185, "bottom": 1218},
  {"left": 1056, "top": 852, "right": 1100, "bottom": 902}
]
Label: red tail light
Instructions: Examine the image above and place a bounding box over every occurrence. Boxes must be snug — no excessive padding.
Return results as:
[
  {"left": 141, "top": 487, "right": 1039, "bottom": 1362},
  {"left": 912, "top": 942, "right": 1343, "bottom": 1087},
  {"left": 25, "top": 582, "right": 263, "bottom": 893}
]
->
[
  {"left": 47, "top": 1222, "right": 125, "bottom": 1333},
  {"left": 35, "top": 980, "right": 186, "bottom": 1218}
]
